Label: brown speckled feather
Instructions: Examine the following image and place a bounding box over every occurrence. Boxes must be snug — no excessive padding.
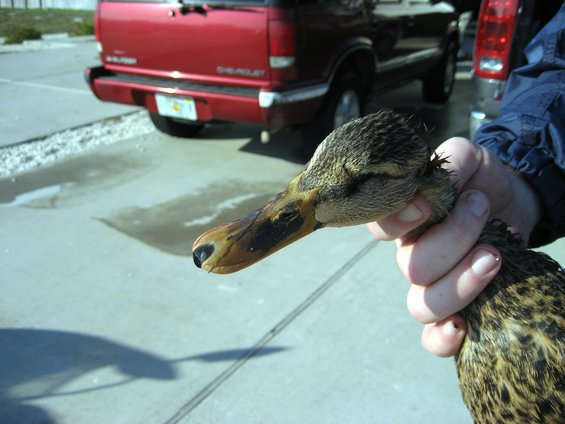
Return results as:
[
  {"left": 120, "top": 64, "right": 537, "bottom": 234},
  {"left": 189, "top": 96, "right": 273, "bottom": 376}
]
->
[{"left": 456, "top": 221, "right": 565, "bottom": 423}]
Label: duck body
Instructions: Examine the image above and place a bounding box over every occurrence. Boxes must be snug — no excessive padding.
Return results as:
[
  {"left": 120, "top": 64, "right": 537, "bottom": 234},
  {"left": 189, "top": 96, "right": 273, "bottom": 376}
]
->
[
  {"left": 458, "top": 221, "right": 565, "bottom": 423},
  {"left": 193, "top": 111, "right": 565, "bottom": 423}
]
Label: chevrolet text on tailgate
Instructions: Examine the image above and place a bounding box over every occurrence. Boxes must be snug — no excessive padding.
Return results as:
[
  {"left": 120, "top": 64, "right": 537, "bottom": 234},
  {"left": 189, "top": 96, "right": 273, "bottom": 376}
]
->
[{"left": 85, "top": 0, "right": 459, "bottom": 146}]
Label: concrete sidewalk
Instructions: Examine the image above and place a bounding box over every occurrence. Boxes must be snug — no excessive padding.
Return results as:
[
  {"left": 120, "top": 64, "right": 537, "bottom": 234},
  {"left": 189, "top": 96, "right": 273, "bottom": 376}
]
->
[{"left": 0, "top": 36, "right": 136, "bottom": 147}]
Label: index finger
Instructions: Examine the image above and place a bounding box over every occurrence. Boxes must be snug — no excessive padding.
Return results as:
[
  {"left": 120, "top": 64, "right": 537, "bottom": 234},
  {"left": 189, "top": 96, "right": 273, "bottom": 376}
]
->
[{"left": 367, "top": 195, "right": 431, "bottom": 240}]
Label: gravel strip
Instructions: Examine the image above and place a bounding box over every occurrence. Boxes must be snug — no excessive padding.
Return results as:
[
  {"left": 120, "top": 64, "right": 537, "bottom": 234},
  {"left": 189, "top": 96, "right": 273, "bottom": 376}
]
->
[
  {"left": 0, "top": 34, "right": 93, "bottom": 53},
  {"left": 0, "top": 111, "right": 155, "bottom": 179}
]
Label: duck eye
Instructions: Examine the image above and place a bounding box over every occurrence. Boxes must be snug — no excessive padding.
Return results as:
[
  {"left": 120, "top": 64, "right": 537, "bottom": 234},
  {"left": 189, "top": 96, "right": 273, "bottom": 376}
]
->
[{"left": 358, "top": 172, "right": 386, "bottom": 184}]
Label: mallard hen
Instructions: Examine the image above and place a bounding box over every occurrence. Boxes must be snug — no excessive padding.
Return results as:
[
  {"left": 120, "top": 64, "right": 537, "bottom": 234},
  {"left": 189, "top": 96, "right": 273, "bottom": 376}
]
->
[{"left": 193, "top": 110, "right": 565, "bottom": 423}]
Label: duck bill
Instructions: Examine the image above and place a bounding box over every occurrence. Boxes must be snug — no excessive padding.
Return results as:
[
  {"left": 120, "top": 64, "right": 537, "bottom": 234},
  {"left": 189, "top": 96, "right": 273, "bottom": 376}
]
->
[{"left": 192, "top": 174, "right": 322, "bottom": 274}]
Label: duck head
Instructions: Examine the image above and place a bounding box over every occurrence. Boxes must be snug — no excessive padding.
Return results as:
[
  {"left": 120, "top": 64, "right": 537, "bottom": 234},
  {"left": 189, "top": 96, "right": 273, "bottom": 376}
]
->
[{"left": 193, "top": 110, "right": 452, "bottom": 274}]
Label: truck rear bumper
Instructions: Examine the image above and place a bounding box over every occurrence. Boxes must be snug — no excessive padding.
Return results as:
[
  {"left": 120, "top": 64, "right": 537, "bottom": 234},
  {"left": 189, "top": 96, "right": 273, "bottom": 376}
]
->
[{"left": 84, "top": 66, "right": 327, "bottom": 129}]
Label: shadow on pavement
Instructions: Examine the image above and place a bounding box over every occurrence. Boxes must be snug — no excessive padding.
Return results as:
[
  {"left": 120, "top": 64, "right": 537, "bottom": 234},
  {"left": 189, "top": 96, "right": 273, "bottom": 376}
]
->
[
  {"left": 235, "top": 79, "right": 472, "bottom": 162},
  {"left": 0, "top": 328, "right": 287, "bottom": 423}
]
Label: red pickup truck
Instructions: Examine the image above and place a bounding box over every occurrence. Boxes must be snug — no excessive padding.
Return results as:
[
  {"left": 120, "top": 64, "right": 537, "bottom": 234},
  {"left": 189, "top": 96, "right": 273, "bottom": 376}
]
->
[{"left": 85, "top": 0, "right": 459, "bottom": 145}]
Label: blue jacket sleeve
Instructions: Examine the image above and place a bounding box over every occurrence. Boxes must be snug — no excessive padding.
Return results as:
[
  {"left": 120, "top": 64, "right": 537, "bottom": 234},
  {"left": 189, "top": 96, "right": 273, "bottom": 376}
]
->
[{"left": 474, "top": 3, "right": 565, "bottom": 247}]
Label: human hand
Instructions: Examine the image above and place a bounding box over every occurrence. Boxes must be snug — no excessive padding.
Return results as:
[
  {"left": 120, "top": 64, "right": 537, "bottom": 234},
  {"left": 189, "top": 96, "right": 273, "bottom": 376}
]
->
[{"left": 367, "top": 137, "right": 541, "bottom": 356}]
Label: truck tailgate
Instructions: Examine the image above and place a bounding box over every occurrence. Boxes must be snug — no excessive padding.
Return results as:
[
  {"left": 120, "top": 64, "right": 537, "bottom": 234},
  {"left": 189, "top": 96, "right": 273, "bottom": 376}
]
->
[{"left": 97, "top": 1, "right": 270, "bottom": 84}]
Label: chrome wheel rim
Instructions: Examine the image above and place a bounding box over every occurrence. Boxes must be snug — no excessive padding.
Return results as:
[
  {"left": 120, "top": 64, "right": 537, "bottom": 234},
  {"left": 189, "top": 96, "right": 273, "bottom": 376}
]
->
[{"left": 334, "top": 89, "right": 360, "bottom": 129}]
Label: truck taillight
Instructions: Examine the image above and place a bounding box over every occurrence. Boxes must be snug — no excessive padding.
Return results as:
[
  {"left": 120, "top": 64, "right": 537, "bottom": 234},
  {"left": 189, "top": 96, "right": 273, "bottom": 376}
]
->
[
  {"left": 269, "top": 20, "right": 296, "bottom": 68},
  {"left": 473, "top": 0, "right": 519, "bottom": 80}
]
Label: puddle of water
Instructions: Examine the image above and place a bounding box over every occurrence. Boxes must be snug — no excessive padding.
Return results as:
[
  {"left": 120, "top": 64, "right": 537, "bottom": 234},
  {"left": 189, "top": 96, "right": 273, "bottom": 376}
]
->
[
  {"left": 0, "top": 184, "right": 61, "bottom": 208},
  {"left": 98, "top": 181, "right": 284, "bottom": 257},
  {"left": 0, "top": 153, "right": 149, "bottom": 209},
  {"left": 182, "top": 193, "right": 260, "bottom": 227}
]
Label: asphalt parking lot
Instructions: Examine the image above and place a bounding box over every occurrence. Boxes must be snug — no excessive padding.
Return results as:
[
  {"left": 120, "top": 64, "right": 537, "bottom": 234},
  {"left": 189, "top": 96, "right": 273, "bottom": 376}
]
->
[{"left": 1, "top": 38, "right": 564, "bottom": 424}]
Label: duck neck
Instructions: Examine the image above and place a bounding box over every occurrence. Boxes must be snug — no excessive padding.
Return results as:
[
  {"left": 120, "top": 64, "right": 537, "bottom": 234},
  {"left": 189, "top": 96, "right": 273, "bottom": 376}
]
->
[{"left": 414, "top": 154, "right": 457, "bottom": 236}]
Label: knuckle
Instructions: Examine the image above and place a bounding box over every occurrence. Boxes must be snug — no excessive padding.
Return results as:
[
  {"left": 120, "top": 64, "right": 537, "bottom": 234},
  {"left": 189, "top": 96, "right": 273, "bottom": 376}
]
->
[
  {"left": 396, "top": 245, "right": 432, "bottom": 286},
  {"left": 406, "top": 286, "right": 434, "bottom": 324}
]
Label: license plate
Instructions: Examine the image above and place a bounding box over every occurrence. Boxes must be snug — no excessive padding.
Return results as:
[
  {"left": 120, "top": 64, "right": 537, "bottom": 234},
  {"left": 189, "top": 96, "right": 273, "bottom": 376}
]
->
[{"left": 155, "top": 93, "right": 197, "bottom": 121}]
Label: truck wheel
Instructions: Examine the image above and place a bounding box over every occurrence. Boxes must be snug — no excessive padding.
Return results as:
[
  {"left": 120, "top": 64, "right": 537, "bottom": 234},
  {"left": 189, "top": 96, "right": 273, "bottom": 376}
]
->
[
  {"left": 149, "top": 112, "right": 204, "bottom": 138},
  {"left": 301, "top": 72, "right": 364, "bottom": 150},
  {"left": 422, "top": 40, "right": 457, "bottom": 104}
]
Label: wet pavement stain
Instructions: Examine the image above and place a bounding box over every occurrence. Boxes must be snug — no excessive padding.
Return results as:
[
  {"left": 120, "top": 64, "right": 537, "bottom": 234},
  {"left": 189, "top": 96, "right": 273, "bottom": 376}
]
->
[
  {"left": 97, "top": 180, "right": 285, "bottom": 257},
  {"left": 0, "top": 153, "right": 150, "bottom": 209}
]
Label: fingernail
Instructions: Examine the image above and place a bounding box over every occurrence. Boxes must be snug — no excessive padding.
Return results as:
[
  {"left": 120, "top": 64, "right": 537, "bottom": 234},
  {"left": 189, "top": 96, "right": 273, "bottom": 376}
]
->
[
  {"left": 471, "top": 249, "right": 500, "bottom": 276},
  {"left": 398, "top": 203, "right": 423, "bottom": 222},
  {"left": 466, "top": 191, "right": 488, "bottom": 217},
  {"left": 442, "top": 320, "right": 458, "bottom": 336}
]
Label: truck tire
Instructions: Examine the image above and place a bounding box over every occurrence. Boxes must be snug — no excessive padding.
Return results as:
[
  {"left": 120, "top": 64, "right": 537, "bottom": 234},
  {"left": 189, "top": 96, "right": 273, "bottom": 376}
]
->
[
  {"left": 149, "top": 112, "right": 204, "bottom": 138},
  {"left": 422, "top": 40, "right": 457, "bottom": 104},
  {"left": 301, "top": 72, "right": 364, "bottom": 150}
]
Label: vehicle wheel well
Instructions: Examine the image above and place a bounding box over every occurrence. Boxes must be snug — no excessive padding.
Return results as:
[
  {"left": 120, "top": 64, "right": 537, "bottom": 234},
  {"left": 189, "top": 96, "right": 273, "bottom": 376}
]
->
[
  {"left": 301, "top": 71, "right": 364, "bottom": 153},
  {"left": 332, "top": 50, "right": 375, "bottom": 93}
]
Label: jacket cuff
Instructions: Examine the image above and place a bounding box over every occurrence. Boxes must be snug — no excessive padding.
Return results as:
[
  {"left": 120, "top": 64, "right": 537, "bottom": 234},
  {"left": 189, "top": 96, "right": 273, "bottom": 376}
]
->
[{"left": 476, "top": 133, "right": 565, "bottom": 247}]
